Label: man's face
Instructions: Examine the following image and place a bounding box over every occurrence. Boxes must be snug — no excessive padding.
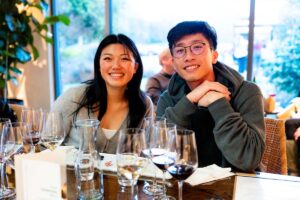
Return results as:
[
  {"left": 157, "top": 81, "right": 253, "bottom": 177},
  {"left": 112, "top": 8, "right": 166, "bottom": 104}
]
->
[{"left": 172, "top": 33, "right": 218, "bottom": 89}]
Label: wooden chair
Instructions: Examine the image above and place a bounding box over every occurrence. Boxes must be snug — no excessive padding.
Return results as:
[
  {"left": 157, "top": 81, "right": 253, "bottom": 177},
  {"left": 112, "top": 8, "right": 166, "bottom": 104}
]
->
[{"left": 261, "top": 118, "right": 288, "bottom": 175}]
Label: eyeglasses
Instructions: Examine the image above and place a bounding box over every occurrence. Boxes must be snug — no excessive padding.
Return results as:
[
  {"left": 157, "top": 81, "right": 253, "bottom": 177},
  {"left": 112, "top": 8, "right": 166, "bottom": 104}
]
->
[{"left": 172, "top": 42, "right": 207, "bottom": 58}]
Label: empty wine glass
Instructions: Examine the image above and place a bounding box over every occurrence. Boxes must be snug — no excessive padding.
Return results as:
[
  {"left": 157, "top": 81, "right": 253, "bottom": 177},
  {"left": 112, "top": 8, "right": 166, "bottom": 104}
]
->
[
  {"left": 21, "top": 108, "right": 45, "bottom": 152},
  {"left": 142, "top": 116, "right": 165, "bottom": 196},
  {"left": 167, "top": 129, "right": 198, "bottom": 200},
  {"left": 40, "top": 111, "right": 66, "bottom": 151},
  {"left": 116, "top": 128, "right": 148, "bottom": 195},
  {"left": 0, "top": 120, "right": 16, "bottom": 199}
]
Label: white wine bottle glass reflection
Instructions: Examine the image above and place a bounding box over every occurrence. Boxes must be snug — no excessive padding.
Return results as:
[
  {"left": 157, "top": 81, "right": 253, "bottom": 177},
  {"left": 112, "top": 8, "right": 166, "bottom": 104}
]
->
[{"left": 41, "top": 111, "right": 66, "bottom": 151}]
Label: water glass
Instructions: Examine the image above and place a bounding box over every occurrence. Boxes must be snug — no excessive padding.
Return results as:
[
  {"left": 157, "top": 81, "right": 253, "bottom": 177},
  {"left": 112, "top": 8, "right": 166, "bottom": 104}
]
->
[{"left": 74, "top": 119, "right": 102, "bottom": 200}]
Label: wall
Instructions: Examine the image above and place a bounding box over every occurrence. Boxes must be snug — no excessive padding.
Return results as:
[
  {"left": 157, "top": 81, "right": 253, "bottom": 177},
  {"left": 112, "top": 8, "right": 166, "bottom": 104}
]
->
[{"left": 8, "top": 33, "right": 55, "bottom": 111}]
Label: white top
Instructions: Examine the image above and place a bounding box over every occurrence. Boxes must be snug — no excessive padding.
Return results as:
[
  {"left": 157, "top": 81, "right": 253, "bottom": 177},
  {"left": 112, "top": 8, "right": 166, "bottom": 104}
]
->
[{"left": 102, "top": 128, "right": 117, "bottom": 140}]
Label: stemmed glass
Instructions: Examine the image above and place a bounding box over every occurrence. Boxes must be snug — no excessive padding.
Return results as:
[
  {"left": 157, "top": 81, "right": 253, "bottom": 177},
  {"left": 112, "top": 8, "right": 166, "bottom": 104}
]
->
[
  {"left": 0, "top": 119, "right": 16, "bottom": 199},
  {"left": 142, "top": 116, "right": 165, "bottom": 196},
  {"left": 6, "top": 122, "right": 34, "bottom": 170},
  {"left": 150, "top": 122, "right": 177, "bottom": 200},
  {"left": 40, "top": 111, "right": 66, "bottom": 151},
  {"left": 167, "top": 129, "right": 198, "bottom": 200},
  {"left": 116, "top": 128, "right": 148, "bottom": 195},
  {"left": 21, "top": 108, "right": 45, "bottom": 152}
]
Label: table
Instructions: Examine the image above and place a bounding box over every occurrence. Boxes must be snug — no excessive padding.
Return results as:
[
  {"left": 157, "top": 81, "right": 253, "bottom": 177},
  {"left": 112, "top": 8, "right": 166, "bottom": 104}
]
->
[
  {"left": 66, "top": 168, "right": 234, "bottom": 200},
  {"left": 9, "top": 166, "right": 300, "bottom": 199}
]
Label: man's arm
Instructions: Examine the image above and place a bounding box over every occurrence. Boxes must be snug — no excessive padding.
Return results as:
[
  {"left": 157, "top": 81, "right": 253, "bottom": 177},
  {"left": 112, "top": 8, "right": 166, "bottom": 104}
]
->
[{"left": 209, "top": 82, "right": 265, "bottom": 172}]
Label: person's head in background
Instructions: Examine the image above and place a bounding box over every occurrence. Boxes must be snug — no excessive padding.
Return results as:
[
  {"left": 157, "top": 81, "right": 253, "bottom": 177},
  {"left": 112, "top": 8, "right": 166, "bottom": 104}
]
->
[
  {"left": 159, "top": 48, "right": 174, "bottom": 76},
  {"left": 167, "top": 21, "right": 218, "bottom": 89},
  {"left": 82, "top": 33, "right": 147, "bottom": 127}
]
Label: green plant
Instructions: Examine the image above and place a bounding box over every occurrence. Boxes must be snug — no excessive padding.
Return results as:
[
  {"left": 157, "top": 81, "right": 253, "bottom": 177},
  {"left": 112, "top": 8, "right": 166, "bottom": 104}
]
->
[{"left": 0, "top": 0, "right": 70, "bottom": 100}]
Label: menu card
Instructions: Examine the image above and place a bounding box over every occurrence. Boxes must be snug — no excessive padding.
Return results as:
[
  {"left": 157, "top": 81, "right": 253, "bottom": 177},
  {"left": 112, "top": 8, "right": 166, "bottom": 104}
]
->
[{"left": 15, "top": 148, "right": 69, "bottom": 200}]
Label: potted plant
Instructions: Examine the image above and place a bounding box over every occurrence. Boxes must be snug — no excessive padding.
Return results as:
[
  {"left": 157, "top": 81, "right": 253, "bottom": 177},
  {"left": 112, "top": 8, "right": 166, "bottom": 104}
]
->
[{"left": 0, "top": 0, "right": 70, "bottom": 103}]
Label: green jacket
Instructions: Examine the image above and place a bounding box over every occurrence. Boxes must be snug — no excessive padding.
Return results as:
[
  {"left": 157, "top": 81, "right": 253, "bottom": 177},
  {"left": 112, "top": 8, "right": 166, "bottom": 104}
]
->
[{"left": 156, "top": 61, "right": 265, "bottom": 172}]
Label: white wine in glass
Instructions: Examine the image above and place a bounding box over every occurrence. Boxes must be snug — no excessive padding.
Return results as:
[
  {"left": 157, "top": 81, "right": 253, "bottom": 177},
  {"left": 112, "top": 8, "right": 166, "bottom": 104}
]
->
[
  {"left": 116, "top": 128, "right": 148, "bottom": 194},
  {"left": 41, "top": 111, "right": 65, "bottom": 151}
]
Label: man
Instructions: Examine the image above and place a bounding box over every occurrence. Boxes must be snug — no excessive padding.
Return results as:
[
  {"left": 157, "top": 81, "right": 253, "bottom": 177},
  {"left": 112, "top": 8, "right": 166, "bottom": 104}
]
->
[
  {"left": 145, "top": 48, "right": 174, "bottom": 105},
  {"left": 156, "top": 21, "right": 265, "bottom": 172}
]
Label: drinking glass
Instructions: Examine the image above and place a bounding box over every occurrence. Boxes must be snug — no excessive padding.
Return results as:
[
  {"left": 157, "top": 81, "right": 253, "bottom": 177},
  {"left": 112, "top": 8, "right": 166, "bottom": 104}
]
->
[
  {"left": 74, "top": 119, "right": 102, "bottom": 200},
  {"left": 142, "top": 116, "right": 165, "bottom": 196},
  {"left": 116, "top": 128, "right": 148, "bottom": 194},
  {"left": 167, "top": 129, "right": 198, "bottom": 200},
  {"left": 40, "top": 111, "right": 66, "bottom": 151},
  {"left": 151, "top": 122, "right": 176, "bottom": 200},
  {"left": 21, "top": 108, "right": 45, "bottom": 152},
  {"left": 5, "top": 122, "right": 34, "bottom": 171},
  {"left": 0, "top": 120, "right": 16, "bottom": 199}
]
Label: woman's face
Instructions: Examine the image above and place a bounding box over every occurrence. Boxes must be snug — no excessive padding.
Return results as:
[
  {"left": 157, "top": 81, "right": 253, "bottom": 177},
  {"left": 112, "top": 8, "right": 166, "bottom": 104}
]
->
[{"left": 100, "top": 44, "right": 138, "bottom": 90}]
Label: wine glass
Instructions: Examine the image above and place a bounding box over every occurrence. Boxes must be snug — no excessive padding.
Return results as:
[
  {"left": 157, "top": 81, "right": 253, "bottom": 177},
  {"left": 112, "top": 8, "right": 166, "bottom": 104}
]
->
[
  {"left": 142, "top": 116, "right": 165, "bottom": 196},
  {"left": 5, "top": 122, "right": 34, "bottom": 170},
  {"left": 0, "top": 120, "right": 16, "bottom": 199},
  {"left": 40, "top": 111, "right": 66, "bottom": 151},
  {"left": 167, "top": 129, "right": 198, "bottom": 200},
  {"left": 21, "top": 108, "right": 45, "bottom": 152},
  {"left": 151, "top": 122, "right": 177, "bottom": 200},
  {"left": 116, "top": 128, "right": 148, "bottom": 195}
]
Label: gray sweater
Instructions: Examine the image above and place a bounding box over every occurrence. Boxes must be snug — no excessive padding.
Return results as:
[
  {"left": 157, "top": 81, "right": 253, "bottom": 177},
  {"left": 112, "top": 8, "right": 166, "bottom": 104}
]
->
[
  {"left": 52, "top": 84, "right": 154, "bottom": 153},
  {"left": 156, "top": 62, "right": 265, "bottom": 172}
]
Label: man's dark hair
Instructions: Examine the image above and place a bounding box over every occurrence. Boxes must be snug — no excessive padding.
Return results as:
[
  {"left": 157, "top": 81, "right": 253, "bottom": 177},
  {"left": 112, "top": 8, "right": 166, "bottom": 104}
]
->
[{"left": 167, "top": 21, "right": 218, "bottom": 52}]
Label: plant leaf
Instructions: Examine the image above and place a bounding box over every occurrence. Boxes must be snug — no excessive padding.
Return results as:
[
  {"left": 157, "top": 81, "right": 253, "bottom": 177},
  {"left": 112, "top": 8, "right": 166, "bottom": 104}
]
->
[
  {"left": 30, "top": 45, "right": 39, "bottom": 60},
  {"left": 10, "top": 66, "right": 22, "bottom": 75},
  {"left": 44, "top": 15, "right": 71, "bottom": 26},
  {"left": 16, "top": 47, "right": 31, "bottom": 63}
]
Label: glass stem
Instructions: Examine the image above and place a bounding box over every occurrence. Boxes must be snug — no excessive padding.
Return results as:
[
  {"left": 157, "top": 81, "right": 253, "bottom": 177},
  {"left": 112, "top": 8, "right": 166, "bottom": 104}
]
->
[
  {"left": 152, "top": 167, "right": 158, "bottom": 188},
  {"left": 0, "top": 162, "right": 7, "bottom": 191},
  {"left": 178, "top": 180, "right": 183, "bottom": 200},
  {"left": 162, "top": 170, "right": 167, "bottom": 198}
]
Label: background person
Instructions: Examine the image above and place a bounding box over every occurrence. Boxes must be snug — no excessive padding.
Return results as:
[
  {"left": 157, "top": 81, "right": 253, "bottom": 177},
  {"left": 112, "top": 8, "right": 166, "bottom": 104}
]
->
[
  {"left": 145, "top": 48, "right": 174, "bottom": 105},
  {"left": 156, "top": 21, "right": 265, "bottom": 172},
  {"left": 53, "top": 34, "right": 154, "bottom": 153}
]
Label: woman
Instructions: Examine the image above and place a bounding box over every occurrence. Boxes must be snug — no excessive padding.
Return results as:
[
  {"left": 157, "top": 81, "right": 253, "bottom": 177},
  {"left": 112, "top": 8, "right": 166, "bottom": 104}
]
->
[{"left": 52, "top": 34, "right": 154, "bottom": 153}]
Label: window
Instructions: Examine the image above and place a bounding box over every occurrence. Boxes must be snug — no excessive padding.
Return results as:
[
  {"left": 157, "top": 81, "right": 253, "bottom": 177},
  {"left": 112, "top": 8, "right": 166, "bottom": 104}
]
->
[
  {"left": 53, "top": 0, "right": 105, "bottom": 94},
  {"left": 53, "top": 0, "right": 300, "bottom": 108},
  {"left": 254, "top": 0, "right": 300, "bottom": 107},
  {"left": 111, "top": 0, "right": 250, "bottom": 90}
]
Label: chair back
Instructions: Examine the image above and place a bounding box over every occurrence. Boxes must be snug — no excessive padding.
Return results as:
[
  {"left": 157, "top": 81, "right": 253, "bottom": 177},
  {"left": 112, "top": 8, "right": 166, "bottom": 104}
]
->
[{"left": 262, "top": 118, "right": 288, "bottom": 175}]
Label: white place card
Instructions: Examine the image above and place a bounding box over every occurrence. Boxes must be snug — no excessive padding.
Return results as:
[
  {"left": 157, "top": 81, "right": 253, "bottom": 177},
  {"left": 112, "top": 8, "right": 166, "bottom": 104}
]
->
[{"left": 15, "top": 148, "right": 68, "bottom": 200}]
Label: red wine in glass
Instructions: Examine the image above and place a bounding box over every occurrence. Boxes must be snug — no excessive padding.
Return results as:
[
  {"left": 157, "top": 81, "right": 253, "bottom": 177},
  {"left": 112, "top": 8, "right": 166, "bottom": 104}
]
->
[
  {"left": 152, "top": 155, "right": 175, "bottom": 171},
  {"left": 167, "top": 164, "right": 195, "bottom": 180}
]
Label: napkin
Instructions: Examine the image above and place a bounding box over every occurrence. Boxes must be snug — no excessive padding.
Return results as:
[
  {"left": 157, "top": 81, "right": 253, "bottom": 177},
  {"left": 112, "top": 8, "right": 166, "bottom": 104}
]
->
[
  {"left": 65, "top": 149, "right": 170, "bottom": 179},
  {"left": 185, "top": 164, "right": 234, "bottom": 186}
]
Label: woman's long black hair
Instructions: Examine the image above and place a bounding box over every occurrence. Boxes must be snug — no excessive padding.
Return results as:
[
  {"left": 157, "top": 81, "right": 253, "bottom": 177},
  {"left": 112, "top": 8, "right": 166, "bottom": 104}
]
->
[{"left": 73, "top": 34, "right": 147, "bottom": 127}]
